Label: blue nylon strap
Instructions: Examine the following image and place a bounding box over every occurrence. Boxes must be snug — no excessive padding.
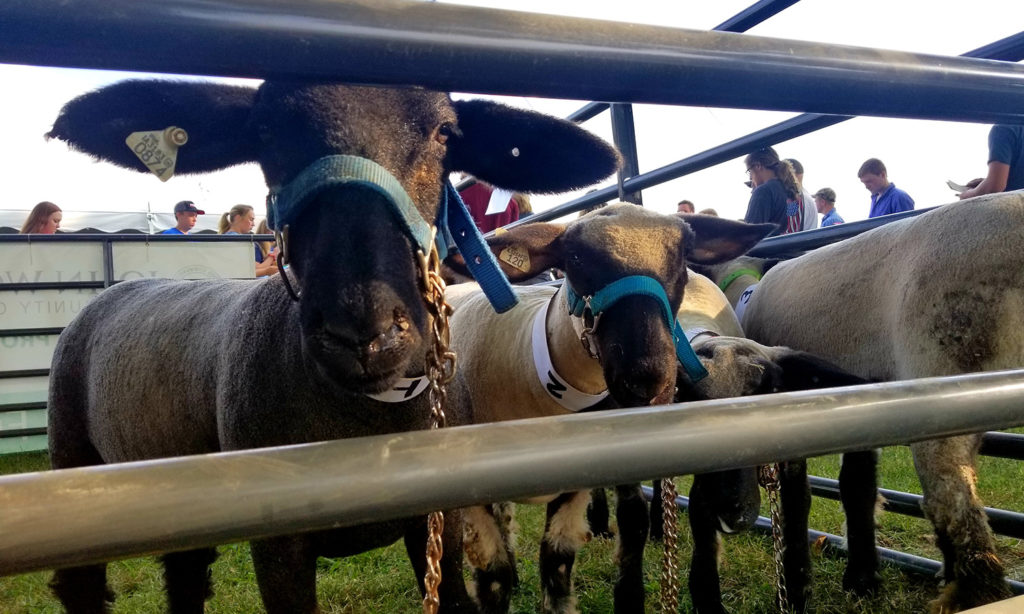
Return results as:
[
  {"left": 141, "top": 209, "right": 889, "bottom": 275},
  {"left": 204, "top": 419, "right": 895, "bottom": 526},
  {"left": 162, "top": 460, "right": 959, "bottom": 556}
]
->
[
  {"left": 566, "top": 275, "right": 674, "bottom": 330},
  {"left": 442, "top": 183, "right": 518, "bottom": 313},
  {"left": 267, "top": 155, "right": 434, "bottom": 255},
  {"left": 266, "top": 155, "right": 518, "bottom": 313},
  {"left": 566, "top": 275, "right": 708, "bottom": 383},
  {"left": 673, "top": 321, "right": 709, "bottom": 383}
]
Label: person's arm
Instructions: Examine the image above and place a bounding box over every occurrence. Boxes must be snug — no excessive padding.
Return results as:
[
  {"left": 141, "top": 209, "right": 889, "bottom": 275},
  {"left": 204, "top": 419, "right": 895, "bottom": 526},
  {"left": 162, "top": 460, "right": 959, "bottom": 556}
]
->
[
  {"left": 958, "top": 161, "right": 1010, "bottom": 199},
  {"left": 255, "top": 252, "right": 278, "bottom": 277}
]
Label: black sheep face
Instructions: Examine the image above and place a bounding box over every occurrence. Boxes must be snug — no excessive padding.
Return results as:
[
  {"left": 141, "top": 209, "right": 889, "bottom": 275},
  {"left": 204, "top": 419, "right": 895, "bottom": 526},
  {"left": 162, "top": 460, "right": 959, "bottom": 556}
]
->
[{"left": 48, "top": 79, "right": 621, "bottom": 391}]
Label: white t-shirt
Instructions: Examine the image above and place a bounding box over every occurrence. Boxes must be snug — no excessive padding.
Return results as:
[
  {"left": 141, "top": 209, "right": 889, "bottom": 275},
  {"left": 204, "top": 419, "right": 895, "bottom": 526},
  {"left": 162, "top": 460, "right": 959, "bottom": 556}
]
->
[{"left": 801, "top": 187, "right": 818, "bottom": 230}]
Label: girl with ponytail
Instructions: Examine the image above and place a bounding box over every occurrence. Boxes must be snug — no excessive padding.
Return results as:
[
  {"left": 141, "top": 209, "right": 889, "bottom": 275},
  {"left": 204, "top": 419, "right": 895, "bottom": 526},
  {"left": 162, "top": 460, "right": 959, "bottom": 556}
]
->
[
  {"left": 742, "top": 146, "right": 804, "bottom": 235},
  {"left": 219, "top": 204, "right": 278, "bottom": 276}
]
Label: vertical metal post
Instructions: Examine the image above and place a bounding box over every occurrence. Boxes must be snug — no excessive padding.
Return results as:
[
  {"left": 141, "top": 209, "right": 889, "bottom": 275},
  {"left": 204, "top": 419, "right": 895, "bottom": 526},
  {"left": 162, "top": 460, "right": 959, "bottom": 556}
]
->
[
  {"left": 102, "top": 239, "right": 114, "bottom": 288},
  {"left": 610, "top": 103, "right": 642, "bottom": 205}
]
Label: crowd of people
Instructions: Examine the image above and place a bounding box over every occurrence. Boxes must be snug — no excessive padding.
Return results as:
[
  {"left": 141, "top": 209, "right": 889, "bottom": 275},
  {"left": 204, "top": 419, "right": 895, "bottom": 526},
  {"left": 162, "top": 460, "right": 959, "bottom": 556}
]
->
[{"left": 18, "top": 122, "right": 1022, "bottom": 255}]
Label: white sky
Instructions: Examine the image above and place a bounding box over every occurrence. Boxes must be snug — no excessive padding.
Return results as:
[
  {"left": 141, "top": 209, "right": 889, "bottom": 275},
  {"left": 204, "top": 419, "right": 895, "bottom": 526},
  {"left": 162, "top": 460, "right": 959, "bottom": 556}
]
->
[{"left": 1, "top": 0, "right": 1022, "bottom": 226}]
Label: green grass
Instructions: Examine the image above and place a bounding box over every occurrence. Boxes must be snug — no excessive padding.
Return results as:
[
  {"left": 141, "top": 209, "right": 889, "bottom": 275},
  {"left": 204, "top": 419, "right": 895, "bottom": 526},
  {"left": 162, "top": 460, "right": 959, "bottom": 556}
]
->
[{"left": 1, "top": 447, "right": 1022, "bottom": 613}]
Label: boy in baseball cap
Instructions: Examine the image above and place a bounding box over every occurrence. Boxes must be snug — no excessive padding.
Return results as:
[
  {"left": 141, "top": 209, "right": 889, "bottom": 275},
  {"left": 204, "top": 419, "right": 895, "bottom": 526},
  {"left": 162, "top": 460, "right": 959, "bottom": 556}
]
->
[{"left": 162, "top": 200, "right": 205, "bottom": 234}]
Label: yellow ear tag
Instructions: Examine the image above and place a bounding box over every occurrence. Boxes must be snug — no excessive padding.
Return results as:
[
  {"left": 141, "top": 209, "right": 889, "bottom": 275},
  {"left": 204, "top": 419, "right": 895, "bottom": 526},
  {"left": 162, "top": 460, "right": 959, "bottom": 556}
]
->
[
  {"left": 125, "top": 126, "right": 188, "bottom": 182},
  {"left": 498, "top": 243, "right": 531, "bottom": 273}
]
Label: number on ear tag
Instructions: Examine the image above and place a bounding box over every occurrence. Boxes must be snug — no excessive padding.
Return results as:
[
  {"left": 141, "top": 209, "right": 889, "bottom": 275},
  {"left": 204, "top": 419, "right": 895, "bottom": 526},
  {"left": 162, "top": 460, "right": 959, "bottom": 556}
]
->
[
  {"left": 498, "top": 244, "right": 531, "bottom": 273},
  {"left": 125, "top": 126, "right": 188, "bottom": 182}
]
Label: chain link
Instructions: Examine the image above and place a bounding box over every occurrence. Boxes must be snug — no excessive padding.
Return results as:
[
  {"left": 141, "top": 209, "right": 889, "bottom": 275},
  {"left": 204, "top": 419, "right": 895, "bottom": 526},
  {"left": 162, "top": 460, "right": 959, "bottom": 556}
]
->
[
  {"left": 659, "top": 478, "right": 681, "bottom": 613},
  {"left": 418, "top": 244, "right": 456, "bottom": 614},
  {"left": 759, "top": 463, "right": 789, "bottom": 613}
]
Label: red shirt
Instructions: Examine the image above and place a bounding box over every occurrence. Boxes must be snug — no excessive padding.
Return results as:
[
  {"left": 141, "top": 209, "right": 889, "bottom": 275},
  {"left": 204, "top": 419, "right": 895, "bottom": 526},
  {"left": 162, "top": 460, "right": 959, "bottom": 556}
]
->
[{"left": 459, "top": 183, "right": 519, "bottom": 233}]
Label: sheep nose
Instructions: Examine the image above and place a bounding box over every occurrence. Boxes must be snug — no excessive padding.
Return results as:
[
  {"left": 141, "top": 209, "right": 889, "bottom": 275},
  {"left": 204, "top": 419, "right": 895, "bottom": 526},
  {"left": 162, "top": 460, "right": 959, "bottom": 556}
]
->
[{"left": 324, "top": 313, "right": 412, "bottom": 358}]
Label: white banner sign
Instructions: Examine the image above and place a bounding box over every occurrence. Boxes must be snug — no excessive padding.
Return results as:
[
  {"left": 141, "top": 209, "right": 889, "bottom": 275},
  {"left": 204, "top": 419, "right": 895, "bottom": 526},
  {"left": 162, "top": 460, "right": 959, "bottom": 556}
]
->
[
  {"left": 0, "top": 334, "right": 59, "bottom": 371},
  {"left": 113, "top": 242, "right": 255, "bottom": 280},
  {"left": 0, "top": 243, "right": 104, "bottom": 285}
]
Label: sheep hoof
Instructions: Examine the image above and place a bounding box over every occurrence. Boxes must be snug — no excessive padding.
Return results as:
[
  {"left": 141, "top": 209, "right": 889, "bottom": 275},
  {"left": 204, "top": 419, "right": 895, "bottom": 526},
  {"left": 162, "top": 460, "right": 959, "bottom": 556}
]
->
[{"left": 842, "top": 569, "right": 880, "bottom": 596}]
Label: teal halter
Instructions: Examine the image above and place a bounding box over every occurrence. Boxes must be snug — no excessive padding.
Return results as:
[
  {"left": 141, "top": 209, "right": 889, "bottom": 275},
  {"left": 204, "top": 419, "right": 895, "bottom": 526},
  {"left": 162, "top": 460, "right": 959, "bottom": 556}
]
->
[
  {"left": 267, "top": 155, "right": 517, "bottom": 312},
  {"left": 565, "top": 275, "right": 708, "bottom": 383}
]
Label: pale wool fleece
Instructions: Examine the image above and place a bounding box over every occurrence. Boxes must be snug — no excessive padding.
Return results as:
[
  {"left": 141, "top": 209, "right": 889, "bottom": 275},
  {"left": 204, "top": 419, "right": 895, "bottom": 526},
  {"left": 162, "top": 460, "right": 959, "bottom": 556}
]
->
[{"left": 545, "top": 491, "right": 593, "bottom": 553}]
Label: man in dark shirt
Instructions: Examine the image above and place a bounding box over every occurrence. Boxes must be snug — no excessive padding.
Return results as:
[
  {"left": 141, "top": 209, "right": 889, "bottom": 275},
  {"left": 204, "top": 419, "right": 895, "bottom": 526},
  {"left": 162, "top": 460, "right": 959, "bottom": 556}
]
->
[{"left": 958, "top": 124, "right": 1024, "bottom": 199}]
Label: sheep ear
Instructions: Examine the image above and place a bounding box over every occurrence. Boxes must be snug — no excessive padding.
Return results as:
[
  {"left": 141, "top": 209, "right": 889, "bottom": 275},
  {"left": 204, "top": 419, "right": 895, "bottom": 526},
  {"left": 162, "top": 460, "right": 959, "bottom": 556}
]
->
[
  {"left": 679, "top": 215, "right": 776, "bottom": 265},
  {"left": 47, "top": 79, "right": 259, "bottom": 175},
  {"left": 772, "top": 350, "right": 870, "bottom": 391},
  {"left": 447, "top": 100, "right": 621, "bottom": 194},
  {"left": 445, "top": 222, "right": 566, "bottom": 282}
]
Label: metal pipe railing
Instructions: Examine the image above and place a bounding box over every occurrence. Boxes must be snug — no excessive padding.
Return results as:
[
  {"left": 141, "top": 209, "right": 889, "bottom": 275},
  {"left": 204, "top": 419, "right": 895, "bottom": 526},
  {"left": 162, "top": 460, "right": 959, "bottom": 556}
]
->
[
  {"left": 3, "top": 1, "right": 1024, "bottom": 123},
  {"left": 3, "top": 369, "right": 1024, "bottom": 576},
  {"left": 512, "top": 30, "right": 1024, "bottom": 226}
]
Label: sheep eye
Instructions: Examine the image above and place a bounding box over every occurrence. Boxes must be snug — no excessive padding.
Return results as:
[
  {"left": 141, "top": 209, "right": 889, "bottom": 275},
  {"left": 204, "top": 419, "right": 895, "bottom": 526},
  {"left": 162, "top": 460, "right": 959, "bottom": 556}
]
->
[{"left": 435, "top": 123, "right": 454, "bottom": 145}]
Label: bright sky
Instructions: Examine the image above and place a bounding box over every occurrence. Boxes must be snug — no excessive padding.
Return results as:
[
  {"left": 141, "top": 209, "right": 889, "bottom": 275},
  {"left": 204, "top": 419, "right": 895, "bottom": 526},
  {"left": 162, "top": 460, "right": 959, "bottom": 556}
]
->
[{"left": 1, "top": 0, "right": 1022, "bottom": 227}]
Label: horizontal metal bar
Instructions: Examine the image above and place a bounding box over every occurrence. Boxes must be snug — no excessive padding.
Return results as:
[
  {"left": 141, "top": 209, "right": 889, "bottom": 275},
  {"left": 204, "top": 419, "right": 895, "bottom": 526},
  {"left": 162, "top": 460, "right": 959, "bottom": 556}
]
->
[
  {"left": 513, "top": 31, "right": 1024, "bottom": 227},
  {"left": 2, "top": 369, "right": 1024, "bottom": 575},
  {"left": 0, "top": 234, "right": 275, "bottom": 243},
  {"left": 0, "top": 427, "right": 46, "bottom": 439},
  {"left": 746, "top": 207, "right": 937, "bottom": 258},
  {"left": 0, "top": 402, "right": 47, "bottom": 414},
  {"left": 3, "top": 1, "right": 1024, "bottom": 123},
  {"left": 0, "top": 328, "right": 63, "bottom": 338},
  {"left": 559, "top": 0, "right": 801, "bottom": 125},
  {"left": 0, "top": 281, "right": 105, "bottom": 292},
  {"left": 808, "top": 477, "right": 1024, "bottom": 540},
  {"left": 0, "top": 369, "right": 49, "bottom": 380},
  {"left": 980, "top": 432, "right": 1024, "bottom": 461},
  {"left": 642, "top": 485, "right": 1024, "bottom": 595}
]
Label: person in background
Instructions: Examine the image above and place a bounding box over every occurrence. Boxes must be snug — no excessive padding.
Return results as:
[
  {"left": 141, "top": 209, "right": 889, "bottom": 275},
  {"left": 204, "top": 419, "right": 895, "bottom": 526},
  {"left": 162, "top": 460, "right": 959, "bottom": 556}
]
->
[
  {"left": 255, "top": 219, "right": 276, "bottom": 263},
  {"left": 697, "top": 208, "right": 719, "bottom": 216},
  {"left": 784, "top": 158, "right": 819, "bottom": 230},
  {"left": 743, "top": 146, "right": 803, "bottom": 236},
  {"left": 957, "top": 124, "right": 1024, "bottom": 199},
  {"left": 814, "top": 188, "right": 844, "bottom": 227},
  {"left": 161, "top": 200, "right": 204, "bottom": 234},
  {"left": 512, "top": 193, "right": 534, "bottom": 221},
  {"left": 20, "top": 201, "right": 62, "bottom": 234},
  {"left": 858, "top": 158, "right": 914, "bottom": 218},
  {"left": 459, "top": 178, "right": 518, "bottom": 233},
  {"left": 220, "top": 204, "right": 277, "bottom": 277},
  {"left": 677, "top": 199, "right": 695, "bottom": 214}
]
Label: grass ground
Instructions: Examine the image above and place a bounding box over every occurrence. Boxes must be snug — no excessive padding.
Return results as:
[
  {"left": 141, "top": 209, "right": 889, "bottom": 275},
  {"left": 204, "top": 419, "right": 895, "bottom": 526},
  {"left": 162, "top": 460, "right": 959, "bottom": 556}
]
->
[{"left": 1, "top": 446, "right": 1022, "bottom": 613}]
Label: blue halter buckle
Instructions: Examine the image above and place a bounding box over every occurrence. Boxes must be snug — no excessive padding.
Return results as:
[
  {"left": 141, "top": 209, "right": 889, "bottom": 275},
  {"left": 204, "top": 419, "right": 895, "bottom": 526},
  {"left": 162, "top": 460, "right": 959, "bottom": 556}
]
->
[
  {"left": 266, "top": 155, "right": 517, "bottom": 313},
  {"left": 566, "top": 275, "right": 708, "bottom": 383}
]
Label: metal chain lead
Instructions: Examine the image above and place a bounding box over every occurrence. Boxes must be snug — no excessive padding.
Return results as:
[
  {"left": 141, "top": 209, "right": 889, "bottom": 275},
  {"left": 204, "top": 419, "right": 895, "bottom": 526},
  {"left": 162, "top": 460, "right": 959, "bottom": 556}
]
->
[
  {"left": 659, "top": 478, "right": 681, "bottom": 613},
  {"left": 759, "top": 463, "right": 789, "bottom": 613},
  {"left": 418, "top": 243, "right": 456, "bottom": 614}
]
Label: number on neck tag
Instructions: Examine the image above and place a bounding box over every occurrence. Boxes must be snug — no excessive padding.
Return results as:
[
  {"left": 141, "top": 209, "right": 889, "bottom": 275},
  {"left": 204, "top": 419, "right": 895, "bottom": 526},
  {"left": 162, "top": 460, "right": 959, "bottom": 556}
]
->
[{"left": 498, "top": 243, "right": 531, "bottom": 273}]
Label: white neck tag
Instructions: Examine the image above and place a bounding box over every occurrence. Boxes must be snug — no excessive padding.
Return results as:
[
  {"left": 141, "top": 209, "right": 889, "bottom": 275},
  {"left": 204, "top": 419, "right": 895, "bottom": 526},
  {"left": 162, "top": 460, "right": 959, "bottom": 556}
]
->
[
  {"left": 734, "top": 282, "right": 758, "bottom": 324},
  {"left": 532, "top": 296, "right": 609, "bottom": 411},
  {"left": 365, "top": 376, "right": 430, "bottom": 403},
  {"left": 684, "top": 328, "right": 719, "bottom": 345}
]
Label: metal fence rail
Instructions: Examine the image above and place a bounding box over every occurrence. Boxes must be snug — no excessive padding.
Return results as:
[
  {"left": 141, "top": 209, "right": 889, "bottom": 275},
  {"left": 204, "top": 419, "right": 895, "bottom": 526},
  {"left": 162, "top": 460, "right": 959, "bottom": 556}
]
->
[{"left": 2, "top": 369, "right": 1024, "bottom": 576}]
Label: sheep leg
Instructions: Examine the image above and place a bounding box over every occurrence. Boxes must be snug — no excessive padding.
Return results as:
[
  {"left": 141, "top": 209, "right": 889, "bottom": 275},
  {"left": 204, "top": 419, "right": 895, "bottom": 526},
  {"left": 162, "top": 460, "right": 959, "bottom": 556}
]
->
[
  {"left": 687, "top": 474, "right": 728, "bottom": 614},
  {"left": 49, "top": 564, "right": 113, "bottom": 614},
  {"left": 250, "top": 535, "right": 320, "bottom": 614},
  {"left": 540, "top": 491, "right": 592, "bottom": 614},
  {"left": 587, "top": 488, "right": 613, "bottom": 538},
  {"left": 612, "top": 483, "right": 649, "bottom": 613},
  {"left": 779, "top": 460, "right": 811, "bottom": 614},
  {"left": 161, "top": 547, "right": 218, "bottom": 613},
  {"left": 405, "top": 509, "right": 478, "bottom": 614},
  {"left": 839, "top": 450, "right": 881, "bottom": 595},
  {"left": 911, "top": 436, "right": 1011, "bottom": 613},
  {"left": 649, "top": 480, "right": 664, "bottom": 541},
  {"left": 463, "top": 504, "right": 517, "bottom": 614}
]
